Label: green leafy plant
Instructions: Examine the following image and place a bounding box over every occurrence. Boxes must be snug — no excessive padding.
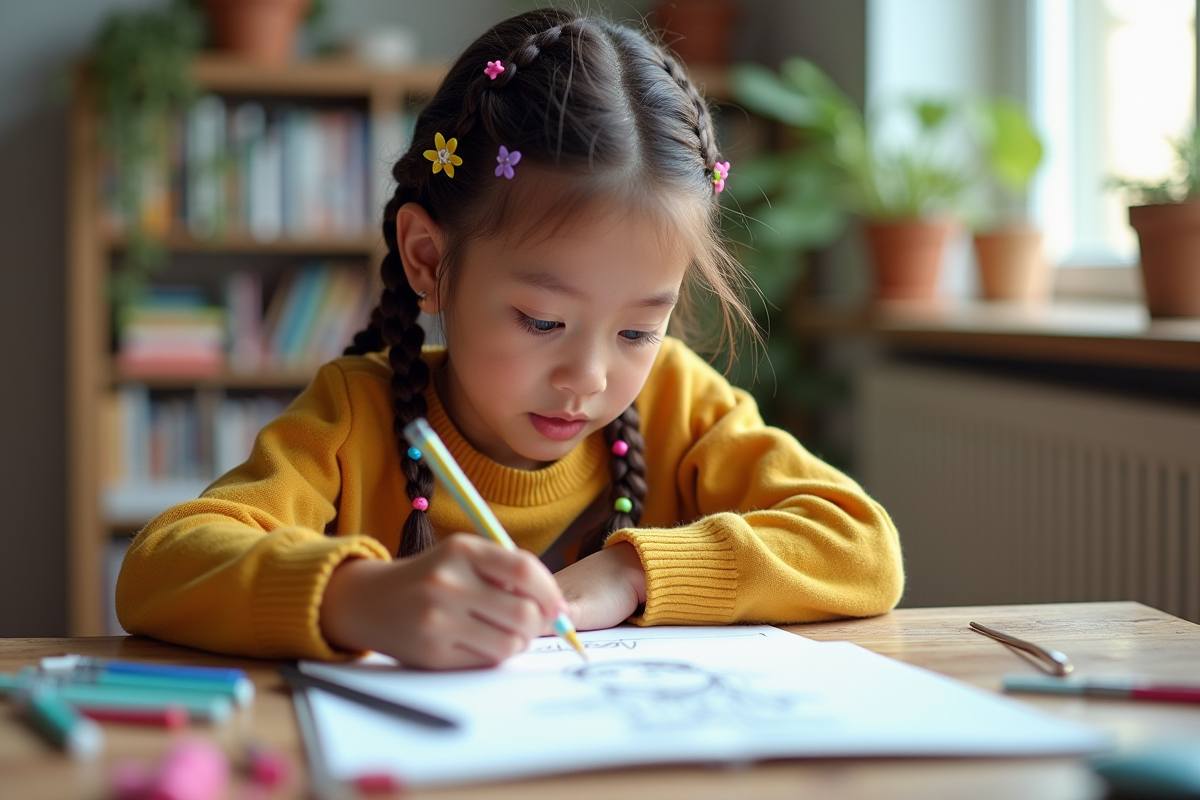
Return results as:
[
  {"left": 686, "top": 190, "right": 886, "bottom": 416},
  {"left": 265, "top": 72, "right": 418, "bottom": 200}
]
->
[
  {"left": 92, "top": 0, "right": 203, "bottom": 308},
  {"left": 1110, "top": 126, "right": 1200, "bottom": 206}
]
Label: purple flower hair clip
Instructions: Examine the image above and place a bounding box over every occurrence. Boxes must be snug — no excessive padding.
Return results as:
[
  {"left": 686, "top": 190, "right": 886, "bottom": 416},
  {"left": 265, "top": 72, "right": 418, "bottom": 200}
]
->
[
  {"left": 495, "top": 145, "right": 521, "bottom": 179},
  {"left": 484, "top": 60, "right": 505, "bottom": 80},
  {"left": 713, "top": 161, "right": 730, "bottom": 194}
]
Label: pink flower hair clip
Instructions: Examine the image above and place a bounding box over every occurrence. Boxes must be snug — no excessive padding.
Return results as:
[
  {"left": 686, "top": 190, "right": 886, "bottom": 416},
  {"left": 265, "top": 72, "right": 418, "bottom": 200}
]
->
[
  {"left": 712, "top": 161, "right": 730, "bottom": 194},
  {"left": 495, "top": 145, "right": 521, "bottom": 179},
  {"left": 484, "top": 60, "right": 505, "bottom": 80}
]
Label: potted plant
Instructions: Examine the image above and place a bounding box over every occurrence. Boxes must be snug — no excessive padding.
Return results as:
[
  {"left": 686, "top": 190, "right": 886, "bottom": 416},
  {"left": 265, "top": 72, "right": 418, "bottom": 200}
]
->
[
  {"left": 1111, "top": 128, "right": 1200, "bottom": 318},
  {"left": 967, "top": 100, "right": 1045, "bottom": 302},
  {"left": 202, "top": 0, "right": 321, "bottom": 66},
  {"left": 724, "top": 58, "right": 1046, "bottom": 303},
  {"left": 91, "top": 0, "right": 203, "bottom": 307}
]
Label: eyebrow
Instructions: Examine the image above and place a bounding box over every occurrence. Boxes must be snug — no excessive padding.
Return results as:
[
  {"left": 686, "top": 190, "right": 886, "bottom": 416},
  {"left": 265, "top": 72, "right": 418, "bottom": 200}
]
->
[{"left": 513, "top": 271, "right": 679, "bottom": 309}]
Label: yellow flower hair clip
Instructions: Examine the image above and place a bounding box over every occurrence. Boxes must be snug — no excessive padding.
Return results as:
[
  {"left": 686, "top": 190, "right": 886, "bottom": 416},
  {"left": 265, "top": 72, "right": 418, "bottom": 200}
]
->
[{"left": 424, "top": 133, "right": 462, "bottom": 178}]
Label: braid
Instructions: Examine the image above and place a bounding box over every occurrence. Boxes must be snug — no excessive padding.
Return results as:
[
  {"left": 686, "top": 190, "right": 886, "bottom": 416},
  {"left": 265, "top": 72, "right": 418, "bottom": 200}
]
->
[
  {"left": 578, "top": 405, "right": 647, "bottom": 559},
  {"left": 658, "top": 51, "right": 721, "bottom": 178},
  {"left": 452, "top": 22, "right": 578, "bottom": 141},
  {"left": 342, "top": 306, "right": 385, "bottom": 356}
]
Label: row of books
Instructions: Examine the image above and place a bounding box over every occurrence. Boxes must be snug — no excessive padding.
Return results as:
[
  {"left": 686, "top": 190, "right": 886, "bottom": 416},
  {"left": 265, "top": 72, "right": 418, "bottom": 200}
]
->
[
  {"left": 103, "top": 386, "right": 292, "bottom": 486},
  {"left": 104, "top": 95, "right": 416, "bottom": 242},
  {"left": 116, "top": 263, "right": 376, "bottom": 377}
]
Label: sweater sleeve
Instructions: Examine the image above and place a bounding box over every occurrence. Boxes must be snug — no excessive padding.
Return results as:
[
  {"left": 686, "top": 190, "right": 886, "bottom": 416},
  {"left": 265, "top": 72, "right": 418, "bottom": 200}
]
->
[
  {"left": 604, "top": 343, "right": 904, "bottom": 626},
  {"left": 115, "top": 361, "right": 391, "bottom": 660}
]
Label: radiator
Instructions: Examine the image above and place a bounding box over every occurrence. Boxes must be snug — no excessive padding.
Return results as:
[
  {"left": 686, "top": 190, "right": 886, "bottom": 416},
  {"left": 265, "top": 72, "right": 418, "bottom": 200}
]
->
[{"left": 858, "top": 361, "right": 1200, "bottom": 622}]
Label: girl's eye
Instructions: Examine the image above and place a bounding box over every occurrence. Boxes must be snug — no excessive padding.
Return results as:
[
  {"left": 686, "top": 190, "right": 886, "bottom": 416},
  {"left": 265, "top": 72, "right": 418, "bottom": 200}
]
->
[
  {"left": 620, "top": 329, "right": 662, "bottom": 347},
  {"left": 517, "top": 312, "right": 562, "bottom": 335}
]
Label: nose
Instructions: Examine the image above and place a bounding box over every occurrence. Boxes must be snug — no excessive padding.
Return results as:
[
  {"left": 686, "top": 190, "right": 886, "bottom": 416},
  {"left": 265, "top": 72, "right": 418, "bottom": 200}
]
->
[{"left": 550, "top": 338, "right": 607, "bottom": 397}]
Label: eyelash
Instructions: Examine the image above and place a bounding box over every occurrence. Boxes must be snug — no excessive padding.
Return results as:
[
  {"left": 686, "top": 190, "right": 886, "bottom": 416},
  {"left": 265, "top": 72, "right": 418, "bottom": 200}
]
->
[{"left": 515, "top": 312, "right": 661, "bottom": 347}]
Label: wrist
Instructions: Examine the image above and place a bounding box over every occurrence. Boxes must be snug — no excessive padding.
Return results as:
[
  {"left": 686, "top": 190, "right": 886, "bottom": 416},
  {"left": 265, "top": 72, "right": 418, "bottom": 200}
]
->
[
  {"left": 319, "top": 557, "right": 388, "bottom": 652},
  {"left": 606, "top": 541, "right": 647, "bottom": 605}
]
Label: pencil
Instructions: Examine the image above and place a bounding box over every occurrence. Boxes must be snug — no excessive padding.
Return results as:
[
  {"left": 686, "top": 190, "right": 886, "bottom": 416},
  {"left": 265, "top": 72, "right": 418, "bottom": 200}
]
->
[{"left": 402, "top": 417, "right": 588, "bottom": 661}]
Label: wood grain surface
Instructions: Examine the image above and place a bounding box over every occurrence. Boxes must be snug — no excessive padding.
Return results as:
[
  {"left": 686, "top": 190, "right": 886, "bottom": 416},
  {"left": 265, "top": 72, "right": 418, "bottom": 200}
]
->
[{"left": 2, "top": 602, "right": 1196, "bottom": 800}]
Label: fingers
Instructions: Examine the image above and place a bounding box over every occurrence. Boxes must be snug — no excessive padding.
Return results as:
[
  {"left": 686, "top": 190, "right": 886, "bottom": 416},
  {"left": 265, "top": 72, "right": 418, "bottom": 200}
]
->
[{"left": 451, "top": 536, "right": 566, "bottom": 620}]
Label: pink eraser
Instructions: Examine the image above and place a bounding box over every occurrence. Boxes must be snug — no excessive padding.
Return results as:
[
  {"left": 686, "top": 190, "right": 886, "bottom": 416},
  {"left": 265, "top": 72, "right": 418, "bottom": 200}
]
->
[
  {"left": 247, "top": 746, "right": 290, "bottom": 788},
  {"left": 147, "top": 738, "right": 229, "bottom": 800}
]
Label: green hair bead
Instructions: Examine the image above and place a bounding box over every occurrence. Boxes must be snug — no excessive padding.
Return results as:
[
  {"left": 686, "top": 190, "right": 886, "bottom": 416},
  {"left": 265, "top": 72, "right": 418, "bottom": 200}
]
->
[{"left": 613, "top": 497, "right": 633, "bottom": 514}]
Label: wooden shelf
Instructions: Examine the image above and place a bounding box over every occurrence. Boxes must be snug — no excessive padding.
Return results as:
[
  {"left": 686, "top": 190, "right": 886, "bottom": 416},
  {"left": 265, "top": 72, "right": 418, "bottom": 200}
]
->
[
  {"left": 110, "top": 363, "right": 317, "bottom": 390},
  {"left": 106, "top": 230, "right": 382, "bottom": 256},
  {"left": 794, "top": 299, "right": 1200, "bottom": 371},
  {"left": 191, "top": 54, "right": 447, "bottom": 97}
]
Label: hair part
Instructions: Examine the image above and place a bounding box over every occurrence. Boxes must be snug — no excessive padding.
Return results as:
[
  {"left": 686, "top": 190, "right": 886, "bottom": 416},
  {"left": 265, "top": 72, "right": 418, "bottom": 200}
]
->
[{"left": 346, "top": 7, "right": 758, "bottom": 559}]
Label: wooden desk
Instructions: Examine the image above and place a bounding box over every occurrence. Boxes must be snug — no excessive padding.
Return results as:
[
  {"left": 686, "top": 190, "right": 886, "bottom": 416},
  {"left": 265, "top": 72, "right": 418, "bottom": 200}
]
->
[{"left": 3, "top": 601, "right": 1198, "bottom": 800}]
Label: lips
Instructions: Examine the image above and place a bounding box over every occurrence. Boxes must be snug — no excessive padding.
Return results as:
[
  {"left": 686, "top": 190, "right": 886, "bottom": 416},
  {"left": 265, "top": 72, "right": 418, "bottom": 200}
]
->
[{"left": 528, "top": 413, "right": 588, "bottom": 441}]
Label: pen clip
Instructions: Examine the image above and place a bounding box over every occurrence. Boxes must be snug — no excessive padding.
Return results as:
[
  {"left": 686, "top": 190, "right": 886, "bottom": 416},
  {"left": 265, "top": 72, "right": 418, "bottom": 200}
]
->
[{"left": 969, "top": 621, "right": 1074, "bottom": 677}]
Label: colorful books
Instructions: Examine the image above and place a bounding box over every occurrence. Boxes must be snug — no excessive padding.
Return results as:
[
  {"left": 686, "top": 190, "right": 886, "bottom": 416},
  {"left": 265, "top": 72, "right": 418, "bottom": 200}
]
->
[{"left": 117, "top": 288, "right": 226, "bottom": 378}]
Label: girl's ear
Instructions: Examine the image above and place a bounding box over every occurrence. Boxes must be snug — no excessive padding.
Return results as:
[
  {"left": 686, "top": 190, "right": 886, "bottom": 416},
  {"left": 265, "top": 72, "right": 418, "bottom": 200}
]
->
[{"left": 395, "top": 202, "right": 445, "bottom": 313}]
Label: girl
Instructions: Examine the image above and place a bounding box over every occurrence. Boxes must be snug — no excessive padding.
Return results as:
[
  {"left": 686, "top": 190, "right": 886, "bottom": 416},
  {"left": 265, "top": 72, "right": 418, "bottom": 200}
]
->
[{"left": 116, "top": 8, "right": 904, "bottom": 669}]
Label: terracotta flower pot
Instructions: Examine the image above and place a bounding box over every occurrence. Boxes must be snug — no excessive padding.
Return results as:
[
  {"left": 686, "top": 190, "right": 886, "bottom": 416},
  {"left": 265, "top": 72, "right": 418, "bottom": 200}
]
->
[
  {"left": 1129, "top": 202, "right": 1200, "bottom": 317},
  {"left": 864, "top": 219, "right": 952, "bottom": 302},
  {"left": 654, "top": 0, "right": 739, "bottom": 65},
  {"left": 204, "top": 0, "right": 310, "bottom": 66},
  {"left": 973, "top": 226, "right": 1047, "bottom": 301}
]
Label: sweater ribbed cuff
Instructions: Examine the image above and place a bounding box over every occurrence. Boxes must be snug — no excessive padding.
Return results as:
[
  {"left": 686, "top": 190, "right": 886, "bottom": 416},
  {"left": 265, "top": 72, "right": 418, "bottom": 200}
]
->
[
  {"left": 605, "top": 516, "right": 738, "bottom": 625},
  {"left": 252, "top": 533, "right": 391, "bottom": 660}
]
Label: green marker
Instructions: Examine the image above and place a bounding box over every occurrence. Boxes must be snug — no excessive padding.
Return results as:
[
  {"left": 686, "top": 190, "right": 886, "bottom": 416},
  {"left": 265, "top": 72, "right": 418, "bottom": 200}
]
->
[{"left": 22, "top": 691, "right": 103, "bottom": 756}]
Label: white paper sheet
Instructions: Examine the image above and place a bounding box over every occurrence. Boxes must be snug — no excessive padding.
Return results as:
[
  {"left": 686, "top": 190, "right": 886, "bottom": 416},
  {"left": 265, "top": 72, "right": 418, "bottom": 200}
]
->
[{"left": 299, "top": 626, "right": 1109, "bottom": 788}]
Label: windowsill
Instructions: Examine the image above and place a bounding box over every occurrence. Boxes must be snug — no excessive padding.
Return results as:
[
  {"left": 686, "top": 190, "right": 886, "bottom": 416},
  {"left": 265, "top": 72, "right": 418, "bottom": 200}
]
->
[{"left": 794, "top": 298, "right": 1200, "bottom": 371}]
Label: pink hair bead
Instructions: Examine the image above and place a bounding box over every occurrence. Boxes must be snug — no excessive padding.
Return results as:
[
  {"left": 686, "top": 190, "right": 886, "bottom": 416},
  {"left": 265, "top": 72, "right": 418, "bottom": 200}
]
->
[
  {"left": 611, "top": 440, "right": 629, "bottom": 457},
  {"left": 412, "top": 497, "right": 429, "bottom": 512}
]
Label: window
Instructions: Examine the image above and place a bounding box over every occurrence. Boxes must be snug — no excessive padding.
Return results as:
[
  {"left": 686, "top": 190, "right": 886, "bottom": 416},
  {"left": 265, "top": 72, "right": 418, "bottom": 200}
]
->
[{"left": 1031, "top": 0, "right": 1197, "bottom": 267}]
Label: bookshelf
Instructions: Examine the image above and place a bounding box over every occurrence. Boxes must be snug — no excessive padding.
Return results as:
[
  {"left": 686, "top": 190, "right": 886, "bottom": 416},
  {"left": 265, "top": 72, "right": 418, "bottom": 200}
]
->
[{"left": 65, "top": 55, "right": 446, "bottom": 636}]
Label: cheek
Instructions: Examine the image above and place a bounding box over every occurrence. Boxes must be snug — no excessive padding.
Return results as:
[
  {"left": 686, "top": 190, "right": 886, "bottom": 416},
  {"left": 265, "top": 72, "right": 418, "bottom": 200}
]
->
[
  {"left": 608, "top": 348, "right": 660, "bottom": 408},
  {"left": 449, "top": 315, "right": 542, "bottom": 402}
]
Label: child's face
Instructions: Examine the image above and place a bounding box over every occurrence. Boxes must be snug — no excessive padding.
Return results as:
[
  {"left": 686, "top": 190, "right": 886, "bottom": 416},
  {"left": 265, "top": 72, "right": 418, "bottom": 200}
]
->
[{"left": 439, "top": 201, "right": 690, "bottom": 470}]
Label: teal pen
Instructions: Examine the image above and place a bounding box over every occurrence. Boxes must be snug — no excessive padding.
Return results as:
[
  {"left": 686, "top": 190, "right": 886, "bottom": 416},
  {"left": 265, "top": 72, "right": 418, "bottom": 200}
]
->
[
  {"left": 402, "top": 417, "right": 588, "bottom": 661},
  {"left": 44, "top": 663, "right": 253, "bottom": 706},
  {"left": 2, "top": 670, "right": 232, "bottom": 722},
  {"left": 18, "top": 690, "right": 104, "bottom": 756}
]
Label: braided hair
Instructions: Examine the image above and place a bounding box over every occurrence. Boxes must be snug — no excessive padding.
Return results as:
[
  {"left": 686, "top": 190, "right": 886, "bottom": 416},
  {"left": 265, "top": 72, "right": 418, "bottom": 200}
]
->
[{"left": 345, "top": 8, "right": 753, "bottom": 559}]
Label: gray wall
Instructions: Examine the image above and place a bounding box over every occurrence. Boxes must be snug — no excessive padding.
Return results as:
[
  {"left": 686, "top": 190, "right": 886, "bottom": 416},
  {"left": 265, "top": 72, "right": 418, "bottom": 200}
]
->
[{"left": 0, "top": 0, "right": 865, "bottom": 636}]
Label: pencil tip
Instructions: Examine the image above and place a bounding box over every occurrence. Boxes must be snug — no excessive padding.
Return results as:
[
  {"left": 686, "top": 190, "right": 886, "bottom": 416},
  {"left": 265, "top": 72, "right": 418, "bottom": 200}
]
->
[{"left": 564, "top": 630, "right": 587, "bottom": 661}]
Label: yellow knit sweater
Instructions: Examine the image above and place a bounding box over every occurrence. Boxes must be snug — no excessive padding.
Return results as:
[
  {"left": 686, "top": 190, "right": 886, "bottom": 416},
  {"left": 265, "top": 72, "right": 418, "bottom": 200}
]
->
[{"left": 116, "top": 337, "right": 904, "bottom": 660}]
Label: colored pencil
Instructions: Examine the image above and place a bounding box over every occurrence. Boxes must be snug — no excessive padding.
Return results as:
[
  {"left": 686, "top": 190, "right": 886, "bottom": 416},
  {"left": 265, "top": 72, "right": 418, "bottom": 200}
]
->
[{"left": 402, "top": 417, "right": 588, "bottom": 661}]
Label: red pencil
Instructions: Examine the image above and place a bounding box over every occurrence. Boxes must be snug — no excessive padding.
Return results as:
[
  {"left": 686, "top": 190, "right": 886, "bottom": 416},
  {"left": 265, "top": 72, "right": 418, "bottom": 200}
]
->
[{"left": 79, "top": 704, "right": 188, "bottom": 729}]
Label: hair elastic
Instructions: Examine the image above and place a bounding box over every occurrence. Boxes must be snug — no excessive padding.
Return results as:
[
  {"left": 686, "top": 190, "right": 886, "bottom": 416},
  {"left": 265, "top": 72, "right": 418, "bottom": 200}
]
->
[
  {"left": 495, "top": 146, "right": 521, "bottom": 179},
  {"left": 424, "top": 133, "right": 462, "bottom": 178},
  {"left": 412, "top": 497, "right": 429, "bottom": 512},
  {"left": 712, "top": 161, "right": 730, "bottom": 194},
  {"left": 484, "top": 60, "right": 505, "bottom": 80}
]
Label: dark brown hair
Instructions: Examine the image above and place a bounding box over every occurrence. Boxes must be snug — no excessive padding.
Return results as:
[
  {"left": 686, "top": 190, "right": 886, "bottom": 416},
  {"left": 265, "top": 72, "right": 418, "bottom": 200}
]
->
[{"left": 346, "top": 7, "right": 752, "bottom": 559}]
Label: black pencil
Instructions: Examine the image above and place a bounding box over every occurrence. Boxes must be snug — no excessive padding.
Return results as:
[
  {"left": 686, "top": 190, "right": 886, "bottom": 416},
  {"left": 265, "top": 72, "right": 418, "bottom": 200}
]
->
[{"left": 278, "top": 665, "right": 458, "bottom": 730}]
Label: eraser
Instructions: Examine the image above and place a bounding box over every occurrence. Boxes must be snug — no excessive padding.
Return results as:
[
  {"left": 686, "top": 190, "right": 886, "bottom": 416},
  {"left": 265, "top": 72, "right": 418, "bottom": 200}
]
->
[
  {"left": 246, "top": 745, "right": 290, "bottom": 788},
  {"left": 148, "top": 737, "right": 229, "bottom": 800}
]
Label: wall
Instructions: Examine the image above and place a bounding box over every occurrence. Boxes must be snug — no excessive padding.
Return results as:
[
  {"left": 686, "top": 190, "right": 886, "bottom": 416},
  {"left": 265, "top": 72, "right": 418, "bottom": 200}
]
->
[{"left": 0, "top": 0, "right": 866, "bottom": 636}]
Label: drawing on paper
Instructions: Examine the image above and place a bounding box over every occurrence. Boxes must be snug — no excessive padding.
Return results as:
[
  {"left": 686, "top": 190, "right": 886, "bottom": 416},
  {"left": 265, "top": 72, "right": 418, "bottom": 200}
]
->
[{"left": 536, "top": 660, "right": 804, "bottom": 729}]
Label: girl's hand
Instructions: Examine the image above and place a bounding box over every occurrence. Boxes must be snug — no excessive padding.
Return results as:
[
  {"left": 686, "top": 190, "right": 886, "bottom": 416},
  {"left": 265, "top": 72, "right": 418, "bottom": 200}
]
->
[
  {"left": 319, "top": 534, "right": 567, "bottom": 669},
  {"left": 552, "top": 542, "right": 647, "bottom": 632}
]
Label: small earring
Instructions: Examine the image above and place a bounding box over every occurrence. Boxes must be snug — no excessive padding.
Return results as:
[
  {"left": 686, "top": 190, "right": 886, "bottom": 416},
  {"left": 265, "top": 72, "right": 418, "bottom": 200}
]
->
[{"left": 417, "top": 291, "right": 428, "bottom": 303}]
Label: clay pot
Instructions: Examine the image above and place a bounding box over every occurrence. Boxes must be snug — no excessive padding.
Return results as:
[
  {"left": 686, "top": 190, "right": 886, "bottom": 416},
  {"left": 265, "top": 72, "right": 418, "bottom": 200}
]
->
[
  {"left": 864, "top": 219, "right": 952, "bottom": 302},
  {"left": 1129, "top": 202, "right": 1200, "bottom": 317},
  {"left": 204, "top": 0, "right": 310, "bottom": 66},
  {"left": 654, "top": 0, "right": 739, "bottom": 65},
  {"left": 973, "top": 226, "right": 1047, "bottom": 301}
]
